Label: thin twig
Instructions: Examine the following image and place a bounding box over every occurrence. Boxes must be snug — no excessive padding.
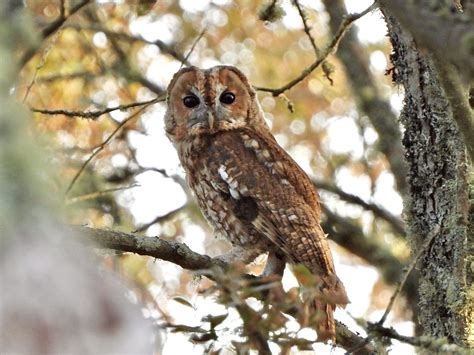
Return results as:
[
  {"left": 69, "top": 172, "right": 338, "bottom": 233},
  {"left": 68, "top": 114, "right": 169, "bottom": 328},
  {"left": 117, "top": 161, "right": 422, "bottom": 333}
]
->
[
  {"left": 254, "top": 2, "right": 377, "bottom": 96},
  {"left": 133, "top": 204, "right": 189, "bottom": 233},
  {"left": 60, "top": 0, "right": 66, "bottom": 20},
  {"left": 31, "top": 96, "right": 164, "bottom": 120},
  {"left": 65, "top": 104, "right": 151, "bottom": 195},
  {"left": 378, "top": 224, "right": 440, "bottom": 325},
  {"left": 292, "top": 0, "right": 333, "bottom": 83},
  {"left": 293, "top": 0, "right": 319, "bottom": 55},
  {"left": 64, "top": 24, "right": 191, "bottom": 65},
  {"left": 22, "top": 29, "right": 62, "bottom": 103},
  {"left": 347, "top": 224, "right": 441, "bottom": 354},
  {"left": 66, "top": 184, "right": 139, "bottom": 205},
  {"left": 180, "top": 30, "right": 206, "bottom": 69},
  {"left": 37, "top": 71, "right": 100, "bottom": 83},
  {"left": 20, "top": 0, "right": 91, "bottom": 67}
]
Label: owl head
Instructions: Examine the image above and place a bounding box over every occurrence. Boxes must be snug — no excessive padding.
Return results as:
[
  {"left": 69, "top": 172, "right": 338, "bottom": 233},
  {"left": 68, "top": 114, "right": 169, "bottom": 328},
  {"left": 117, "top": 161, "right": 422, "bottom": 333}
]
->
[{"left": 164, "top": 66, "right": 266, "bottom": 142}]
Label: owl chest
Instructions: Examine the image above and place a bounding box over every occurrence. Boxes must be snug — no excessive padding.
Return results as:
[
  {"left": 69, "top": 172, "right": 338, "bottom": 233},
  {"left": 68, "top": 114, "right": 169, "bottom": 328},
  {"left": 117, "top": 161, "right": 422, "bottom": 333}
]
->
[{"left": 179, "top": 139, "right": 260, "bottom": 246}]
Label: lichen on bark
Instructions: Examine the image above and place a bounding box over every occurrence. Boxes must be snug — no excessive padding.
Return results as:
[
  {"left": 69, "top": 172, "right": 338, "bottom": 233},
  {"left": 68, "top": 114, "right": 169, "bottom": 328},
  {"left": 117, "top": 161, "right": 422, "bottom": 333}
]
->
[{"left": 382, "top": 12, "right": 473, "bottom": 347}]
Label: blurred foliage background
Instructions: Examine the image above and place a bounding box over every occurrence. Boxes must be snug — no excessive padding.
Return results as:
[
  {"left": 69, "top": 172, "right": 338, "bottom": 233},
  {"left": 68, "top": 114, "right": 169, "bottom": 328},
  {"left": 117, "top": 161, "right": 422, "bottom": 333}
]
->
[{"left": 17, "top": 0, "right": 415, "bottom": 353}]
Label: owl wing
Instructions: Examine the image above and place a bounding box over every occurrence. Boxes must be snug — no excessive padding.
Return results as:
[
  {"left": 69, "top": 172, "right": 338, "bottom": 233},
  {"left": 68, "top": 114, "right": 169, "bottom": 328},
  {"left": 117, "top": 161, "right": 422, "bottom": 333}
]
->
[{"left": 207, "top": 128, "right": 347, "bottom": 306}]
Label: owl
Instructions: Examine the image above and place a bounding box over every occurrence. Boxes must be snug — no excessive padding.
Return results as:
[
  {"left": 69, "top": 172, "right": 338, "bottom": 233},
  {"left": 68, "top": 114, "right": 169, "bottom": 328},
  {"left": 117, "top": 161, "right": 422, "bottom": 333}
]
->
[{"left": 164, "top": 65, "right": 348, "bottom": 342}]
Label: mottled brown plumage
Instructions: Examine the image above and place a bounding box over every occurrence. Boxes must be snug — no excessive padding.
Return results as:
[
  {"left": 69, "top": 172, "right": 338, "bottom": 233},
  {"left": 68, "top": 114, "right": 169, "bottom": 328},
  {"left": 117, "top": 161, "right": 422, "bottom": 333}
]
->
[{"left": 164, "top": 65, "right": 348, "bottom": 342}]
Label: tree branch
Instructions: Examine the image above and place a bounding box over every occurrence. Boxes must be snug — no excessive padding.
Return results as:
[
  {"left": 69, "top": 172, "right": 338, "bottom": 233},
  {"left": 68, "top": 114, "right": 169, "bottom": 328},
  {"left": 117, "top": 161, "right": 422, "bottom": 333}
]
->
[
  {"left": 366, "top": 324, "right": 470, "bottom": 354},
  {"left": 65, "top": 24, "right": 191, "bottom": 66},
  {"left": 322, "top": 0, "right": 407, "bottom": 194},
  {"left": 132, "top": 204, "right": 188, "bottom": 233},
  {"left": 254, "top": 2, "right": 377, "bottom": 96},
  {"left": 78, "top": 226, "right": 226, "bottom": 271},
  {"left": 180, "top": 29, "right": 206, "bottom": 69},
  {"left": 20, "top": 0, "right": 92, "bottom": 67},
  {"left": 77, "top": 226, "right": 376, "bottom": 354},
  {"left": 293, "top": 0, "right": 333, "bottom": 83},
  {"left": 30, "top": 96, "right": 164, "bottom": 120}
]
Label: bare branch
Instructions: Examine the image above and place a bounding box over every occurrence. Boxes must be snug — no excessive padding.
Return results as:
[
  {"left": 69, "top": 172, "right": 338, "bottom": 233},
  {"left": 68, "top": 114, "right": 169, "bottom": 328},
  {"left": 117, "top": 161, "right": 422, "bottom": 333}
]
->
[
  {"left": 20, "top": 0, "right": 92, "bottom": 67},
  {"left": 314, "top": 179, "right": 405, "bottom": 236},
  {"left": 180, "top": 30, "right": 206, "bottom": 69},
  {"left": 254, "top": 2, "right": 377, "bottom": 96},
  {"left": 66, "top": 184, "right": 139, "bottom": 205},
  {"left": 59, "top": 0, "right": 66, "bottom": 20},
  {"left": 322, "top": 0, "right": 407, "bottom": 194},
  {"left": 22, "top": 29, "right": 62, "bottom": 103},
  {"left": 132, "top": 204, "right": 189, "bottom": 233},
  {"left": 37, "top": 70, "right": 99, "bottom": 83},
  {"left": 293, "top": 0, "right": 333, "bottom": 83},
  {"left": 367, "top": 324, "right": 470, "bottom": 353},
  {"left": 378, "top": 224, "right": 440, "bottom": 325},
  {"left": 78, "top": 226, "right": 226, "bottom": 270},
  {"left": 65, "top": 24, "right": 191, "bottom": 66},
  {"left": 30, "top": 96, "right": 164, "bottom": 120}
]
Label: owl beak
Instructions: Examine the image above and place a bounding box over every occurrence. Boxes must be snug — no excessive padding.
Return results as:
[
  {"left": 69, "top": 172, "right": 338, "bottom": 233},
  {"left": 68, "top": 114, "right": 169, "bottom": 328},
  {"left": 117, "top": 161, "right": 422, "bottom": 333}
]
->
[{"left": 207, "top": 111, "right": 215, "bottom": 130}]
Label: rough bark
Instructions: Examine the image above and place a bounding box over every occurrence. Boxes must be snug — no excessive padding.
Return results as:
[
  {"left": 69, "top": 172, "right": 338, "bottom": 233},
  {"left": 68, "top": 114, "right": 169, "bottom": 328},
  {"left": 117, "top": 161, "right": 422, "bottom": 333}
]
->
[
  {"left": 379, "top": 0, "right": 474, "bottom": 84},
  {"left": 382, "top": 11, "right": 473, "bottom": 347}
]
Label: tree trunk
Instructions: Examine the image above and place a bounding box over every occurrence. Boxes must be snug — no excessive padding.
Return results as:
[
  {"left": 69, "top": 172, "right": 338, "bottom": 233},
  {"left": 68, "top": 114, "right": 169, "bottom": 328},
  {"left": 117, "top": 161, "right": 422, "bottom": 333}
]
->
[{"left": 382, "top": 12, "right": 473, "bottom": 347}]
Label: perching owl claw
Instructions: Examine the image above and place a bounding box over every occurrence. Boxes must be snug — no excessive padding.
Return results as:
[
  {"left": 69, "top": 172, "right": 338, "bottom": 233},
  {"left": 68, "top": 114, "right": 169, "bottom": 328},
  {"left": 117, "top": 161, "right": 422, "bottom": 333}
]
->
[{"left": 164, "top": 65, "right": 349, "bottom": 342}]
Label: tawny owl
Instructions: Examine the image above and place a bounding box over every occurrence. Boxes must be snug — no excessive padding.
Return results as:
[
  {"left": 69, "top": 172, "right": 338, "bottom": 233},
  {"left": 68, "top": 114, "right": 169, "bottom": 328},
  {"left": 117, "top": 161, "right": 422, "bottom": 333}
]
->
[{"left": 164, "top": 65, "right": 348, "bottom": 342}]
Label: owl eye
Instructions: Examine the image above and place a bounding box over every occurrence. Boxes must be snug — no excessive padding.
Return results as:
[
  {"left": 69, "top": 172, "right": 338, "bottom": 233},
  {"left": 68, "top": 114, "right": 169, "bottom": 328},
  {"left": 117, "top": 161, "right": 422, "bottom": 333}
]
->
[
  {"left": 219, "top": 92, "right": 235, "bottom": 105},
  {"left": 183, "top": 95, "right": 200, "bottom": 108}
]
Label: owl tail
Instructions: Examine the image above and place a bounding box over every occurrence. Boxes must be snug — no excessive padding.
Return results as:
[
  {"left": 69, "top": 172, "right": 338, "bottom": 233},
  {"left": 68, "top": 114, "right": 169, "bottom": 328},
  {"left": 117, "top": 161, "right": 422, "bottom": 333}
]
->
[{"left": 311, "top": 274, "right": 349, "bottom": 343}]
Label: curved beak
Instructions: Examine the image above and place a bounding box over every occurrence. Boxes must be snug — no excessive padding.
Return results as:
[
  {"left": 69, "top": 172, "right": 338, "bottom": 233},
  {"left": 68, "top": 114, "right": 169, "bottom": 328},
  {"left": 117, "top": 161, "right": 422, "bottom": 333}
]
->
[{"left": 207, "top": 111, "right": 215, "bottom": 130}]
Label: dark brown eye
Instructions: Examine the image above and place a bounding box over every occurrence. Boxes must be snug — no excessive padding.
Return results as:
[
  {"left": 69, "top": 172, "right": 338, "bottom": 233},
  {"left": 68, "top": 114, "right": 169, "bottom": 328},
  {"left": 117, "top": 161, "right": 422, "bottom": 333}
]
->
[
  {"left": 220, "top": 92, "right": 235, "bottom": 104},
  {"left": 183, "top": 95, "right": 200, "bottom": 108}
]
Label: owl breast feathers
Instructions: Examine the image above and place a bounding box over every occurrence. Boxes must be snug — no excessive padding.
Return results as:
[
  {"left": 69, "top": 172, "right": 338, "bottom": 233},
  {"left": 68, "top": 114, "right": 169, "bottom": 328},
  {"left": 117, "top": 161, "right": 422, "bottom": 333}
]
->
[{"left": 164, "top": 65, "right": 348, "bottom": 342}]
